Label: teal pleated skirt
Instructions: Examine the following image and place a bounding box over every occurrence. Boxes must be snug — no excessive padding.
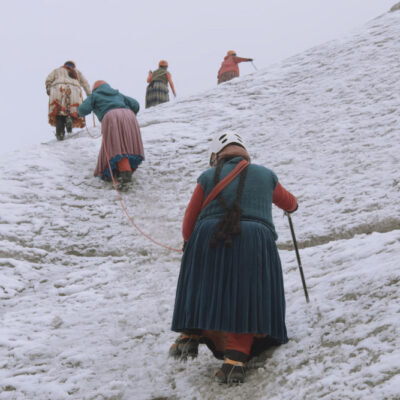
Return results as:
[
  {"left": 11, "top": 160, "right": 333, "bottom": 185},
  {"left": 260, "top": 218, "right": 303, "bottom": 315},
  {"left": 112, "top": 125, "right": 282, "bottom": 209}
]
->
[{"left": 171, "top": 218, "right": 288, "bottom": 344}]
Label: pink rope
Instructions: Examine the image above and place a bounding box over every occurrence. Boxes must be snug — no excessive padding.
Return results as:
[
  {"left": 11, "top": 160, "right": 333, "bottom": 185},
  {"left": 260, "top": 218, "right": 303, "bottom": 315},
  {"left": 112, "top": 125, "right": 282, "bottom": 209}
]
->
[{"left": 86, "top": 122, "right": 182, "bottom": 253}]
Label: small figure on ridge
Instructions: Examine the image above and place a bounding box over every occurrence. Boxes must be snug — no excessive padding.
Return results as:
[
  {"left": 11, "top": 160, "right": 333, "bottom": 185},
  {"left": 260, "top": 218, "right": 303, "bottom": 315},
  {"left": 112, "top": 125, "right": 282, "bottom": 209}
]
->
[
  {"left": 45, "top": 61, "right": 91, "bottom": 140},
  {"left": 145, "top": 60, "right": 176, "bottom": 108},
  {"left": 217, "top": 50, "right": 253, "bottom": 84}
]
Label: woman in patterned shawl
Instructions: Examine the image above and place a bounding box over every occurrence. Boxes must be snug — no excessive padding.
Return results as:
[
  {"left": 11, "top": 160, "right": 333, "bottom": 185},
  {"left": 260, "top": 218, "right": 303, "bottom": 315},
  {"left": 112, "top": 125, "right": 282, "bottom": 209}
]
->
[{"left": 45, "top": 61, "right": 91, "bottom": 140}]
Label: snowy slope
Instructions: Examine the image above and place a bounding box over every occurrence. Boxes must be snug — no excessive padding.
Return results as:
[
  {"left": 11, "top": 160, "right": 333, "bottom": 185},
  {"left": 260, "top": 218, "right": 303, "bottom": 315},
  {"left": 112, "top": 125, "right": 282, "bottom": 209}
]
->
[{"left": 1, "top": 9, "right": 400, "bottom": 400}]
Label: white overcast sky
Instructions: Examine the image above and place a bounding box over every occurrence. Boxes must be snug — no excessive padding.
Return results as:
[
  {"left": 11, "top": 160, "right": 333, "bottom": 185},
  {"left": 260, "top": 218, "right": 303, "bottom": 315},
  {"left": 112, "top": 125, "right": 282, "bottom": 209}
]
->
[{"left": 0, "top": 0, "right": 396, "bottom": 155}]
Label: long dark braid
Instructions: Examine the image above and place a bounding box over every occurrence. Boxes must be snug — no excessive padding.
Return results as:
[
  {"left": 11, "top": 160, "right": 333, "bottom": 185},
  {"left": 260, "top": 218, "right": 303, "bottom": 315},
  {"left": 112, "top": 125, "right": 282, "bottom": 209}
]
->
[{"left": 209, "top": 158, "right": 248, "bottom": 248}]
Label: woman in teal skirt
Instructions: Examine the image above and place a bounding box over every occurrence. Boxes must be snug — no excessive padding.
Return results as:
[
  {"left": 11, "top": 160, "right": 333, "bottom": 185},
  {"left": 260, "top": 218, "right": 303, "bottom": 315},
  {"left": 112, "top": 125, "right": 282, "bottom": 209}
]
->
[{"left": 170, "top": 132, "right": 298, "bottom": 384}]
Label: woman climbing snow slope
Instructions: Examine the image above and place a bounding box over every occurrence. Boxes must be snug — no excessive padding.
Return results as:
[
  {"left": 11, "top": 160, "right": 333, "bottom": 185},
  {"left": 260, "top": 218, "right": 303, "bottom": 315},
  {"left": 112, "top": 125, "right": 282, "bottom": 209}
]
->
[
  {"left": 170, "top": 132, "right": 298, "bottom": 385},
  {"left": 78, "top": 80, "right": 144, "bottom": 186}
]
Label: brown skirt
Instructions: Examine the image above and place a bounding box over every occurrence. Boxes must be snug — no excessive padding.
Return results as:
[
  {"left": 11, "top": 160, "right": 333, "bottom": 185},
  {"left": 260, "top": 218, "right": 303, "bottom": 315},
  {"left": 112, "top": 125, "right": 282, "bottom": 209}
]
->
[
  {"left": 94, "top": 108, "right": 145, "bottom": 178},
  {"left": 217, "top": 70, "right": 239, "bottom": 84}
]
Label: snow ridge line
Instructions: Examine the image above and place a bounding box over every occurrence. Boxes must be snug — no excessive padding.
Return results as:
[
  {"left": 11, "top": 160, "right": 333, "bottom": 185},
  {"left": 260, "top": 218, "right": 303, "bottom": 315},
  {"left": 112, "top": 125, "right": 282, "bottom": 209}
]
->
[{"left": 278, "top": 218, "right": 400, "bottom": 250}]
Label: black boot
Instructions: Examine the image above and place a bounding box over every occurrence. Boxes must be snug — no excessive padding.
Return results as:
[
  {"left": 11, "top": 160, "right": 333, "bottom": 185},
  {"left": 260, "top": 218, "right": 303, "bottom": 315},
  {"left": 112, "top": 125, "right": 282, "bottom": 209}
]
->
[
  {"left": 169, "top": 334, "right": 199, "bottom": 360},
  {"left": 65, "top": 116, "right": 73, "bottom": 133},
  {"left": 55, "top": 116, "right": 66, "bottom": 140},
  {"left": 120, "top": 170, "right": 133, "bottom": 183},
  {"left": 214, "top": 360, "right": 246, "bottom": 384}
]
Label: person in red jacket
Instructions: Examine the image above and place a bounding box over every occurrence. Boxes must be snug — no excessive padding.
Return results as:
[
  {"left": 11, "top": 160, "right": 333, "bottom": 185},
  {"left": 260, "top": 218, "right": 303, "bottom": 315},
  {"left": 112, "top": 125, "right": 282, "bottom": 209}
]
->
[
  {"left": 169, "top": 132, "right": 298, "bottom": 385},
  {"left": 217, "top": 50, "right": 253, "bottom": 84}
]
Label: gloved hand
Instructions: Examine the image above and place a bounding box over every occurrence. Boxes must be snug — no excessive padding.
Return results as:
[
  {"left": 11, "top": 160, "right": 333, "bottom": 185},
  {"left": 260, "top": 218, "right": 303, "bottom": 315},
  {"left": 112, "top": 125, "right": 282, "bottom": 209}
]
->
[
  {"left": 248, "top": 58, "right": 253, "bottom": 62},
  {"left": 287, "top": 204, "right": 299, "bottom": 214}
]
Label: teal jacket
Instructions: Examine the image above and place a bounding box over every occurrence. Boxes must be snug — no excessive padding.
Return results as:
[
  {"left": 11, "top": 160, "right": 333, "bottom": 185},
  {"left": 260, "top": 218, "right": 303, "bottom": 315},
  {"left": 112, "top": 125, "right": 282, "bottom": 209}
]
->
[
  {"left": 78, "top": 83, "right": 140, "bottom": 122},
  {"left": 197, "top": 157, "right": 280, "bottom": 239}
]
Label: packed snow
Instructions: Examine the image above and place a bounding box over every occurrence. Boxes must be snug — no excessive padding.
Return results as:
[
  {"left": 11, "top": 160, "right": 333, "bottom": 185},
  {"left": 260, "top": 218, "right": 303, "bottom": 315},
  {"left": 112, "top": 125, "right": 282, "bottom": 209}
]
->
[{"left": 1, "top": 9, "right": 400, "bottom": 400}]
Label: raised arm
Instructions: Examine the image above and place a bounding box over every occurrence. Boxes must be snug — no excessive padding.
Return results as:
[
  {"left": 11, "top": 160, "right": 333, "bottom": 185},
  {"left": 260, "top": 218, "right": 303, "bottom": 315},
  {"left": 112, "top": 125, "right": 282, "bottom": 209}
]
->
[
  {"left": 78, "top": 95, "right": 93, "bottom": 117},
  {"left": 167, "top": 72, "right": 176, "bottom": 97},
  {"left": 232, "top": 56, "right": 252, "bottom": 64},
  {"left": 272, "top": 182, "right": 298, "bottom": 212},
  {"left": 77, "top": 70, "right": 91, "bottom": 96}
]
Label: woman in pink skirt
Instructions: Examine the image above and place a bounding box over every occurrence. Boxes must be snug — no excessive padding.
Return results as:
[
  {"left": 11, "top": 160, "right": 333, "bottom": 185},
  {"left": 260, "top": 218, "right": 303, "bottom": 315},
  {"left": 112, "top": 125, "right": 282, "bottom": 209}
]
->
[{"left": 78, "top": 80, "right": 145, "bottom": 184}]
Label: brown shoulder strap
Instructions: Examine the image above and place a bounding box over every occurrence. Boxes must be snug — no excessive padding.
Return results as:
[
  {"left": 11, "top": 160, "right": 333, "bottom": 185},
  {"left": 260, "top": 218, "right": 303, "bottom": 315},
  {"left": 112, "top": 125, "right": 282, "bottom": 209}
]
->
[{"left": 200, "top": 159, "right": 249, "bottom": 211}]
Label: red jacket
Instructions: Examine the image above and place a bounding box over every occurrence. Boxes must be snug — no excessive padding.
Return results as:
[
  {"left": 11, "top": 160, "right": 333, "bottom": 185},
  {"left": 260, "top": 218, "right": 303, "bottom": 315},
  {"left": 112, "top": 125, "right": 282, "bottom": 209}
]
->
[{"left": 218, "top": 55, "right": 249, "bottom": 78}]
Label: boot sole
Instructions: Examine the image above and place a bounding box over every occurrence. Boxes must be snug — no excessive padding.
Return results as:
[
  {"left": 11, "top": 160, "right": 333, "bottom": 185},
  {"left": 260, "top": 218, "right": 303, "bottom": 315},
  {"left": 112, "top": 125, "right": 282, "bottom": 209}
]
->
[
  {"left": 65, "top": 117, "right": 73, "bottom": 133},
  {"left": 169, "top": 341, "right": 198, "bottom": 360}
]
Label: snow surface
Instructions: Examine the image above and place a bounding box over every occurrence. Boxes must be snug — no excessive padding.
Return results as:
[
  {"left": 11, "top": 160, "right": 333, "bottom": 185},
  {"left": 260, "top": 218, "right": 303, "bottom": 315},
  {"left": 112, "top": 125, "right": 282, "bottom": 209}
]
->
[{"left": 1, "top": 9, "right": 400, "bottom": 400}]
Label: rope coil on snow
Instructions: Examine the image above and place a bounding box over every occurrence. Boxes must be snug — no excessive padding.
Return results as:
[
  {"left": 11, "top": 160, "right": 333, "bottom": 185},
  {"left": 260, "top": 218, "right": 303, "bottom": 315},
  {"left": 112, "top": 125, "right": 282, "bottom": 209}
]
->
[{"left": 85, "top": 122, "right": 182, "bottom": 253}]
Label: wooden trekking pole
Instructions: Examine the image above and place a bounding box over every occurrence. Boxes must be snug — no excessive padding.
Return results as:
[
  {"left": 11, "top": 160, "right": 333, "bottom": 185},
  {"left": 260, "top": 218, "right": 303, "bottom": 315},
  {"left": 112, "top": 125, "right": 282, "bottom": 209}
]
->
[{"left": 285, "top": 212, "right": 310, "bottom": 303}]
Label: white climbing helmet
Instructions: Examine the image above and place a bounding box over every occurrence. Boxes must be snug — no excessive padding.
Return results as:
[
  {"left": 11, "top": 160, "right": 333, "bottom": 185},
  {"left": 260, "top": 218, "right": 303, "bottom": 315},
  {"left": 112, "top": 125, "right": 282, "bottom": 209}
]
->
[{"left": 209, "top": 132, "right": 246, "bottom": 157}]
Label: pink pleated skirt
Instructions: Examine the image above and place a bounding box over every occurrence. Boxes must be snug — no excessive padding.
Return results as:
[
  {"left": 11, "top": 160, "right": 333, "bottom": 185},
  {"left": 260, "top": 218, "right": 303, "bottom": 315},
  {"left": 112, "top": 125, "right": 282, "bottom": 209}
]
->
[{"left": 94, "top": 108, "right": 145, "bottom": 177}]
